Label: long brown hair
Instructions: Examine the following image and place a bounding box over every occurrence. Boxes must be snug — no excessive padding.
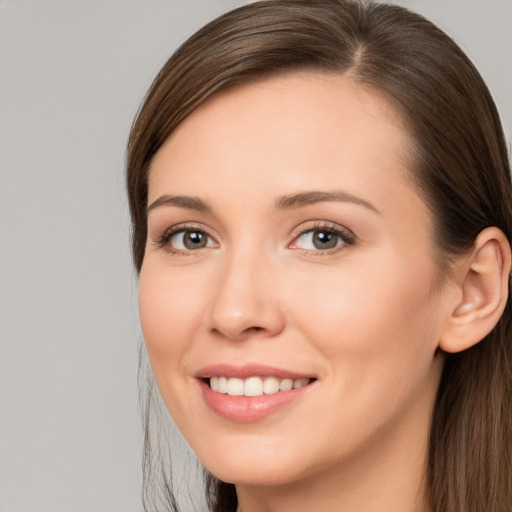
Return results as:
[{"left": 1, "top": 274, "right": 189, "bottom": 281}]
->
[{"left": 126, "top": 1, "right": 512, "bottom": 511}]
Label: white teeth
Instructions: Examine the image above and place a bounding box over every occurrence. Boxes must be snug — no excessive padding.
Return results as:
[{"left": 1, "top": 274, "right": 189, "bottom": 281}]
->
[
  {"left": 218, "top": 376, "right": 228, "bottom": 393},
  {"left": 263, "top": 377, "right": 280, "bottom": 394},
  {"left": 209, "top": 376, "right": 312, "bottom": 396},
  {"left": 279, "top": 378, "right": 293, "bottom": 391},
  {"left": 293, "top": 378, "right": 310, "bottom": 389},
  {"left": 227, "top": 377, "right": 244, "bottom": 396},
  {"left": 244, "top": 377, "right": 263, "bottom": 396}
]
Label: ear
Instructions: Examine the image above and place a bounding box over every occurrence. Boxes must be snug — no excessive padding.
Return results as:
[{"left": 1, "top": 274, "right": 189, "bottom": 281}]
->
[{"left": 439, "top": 227, "right": 511, "bottom": 353}]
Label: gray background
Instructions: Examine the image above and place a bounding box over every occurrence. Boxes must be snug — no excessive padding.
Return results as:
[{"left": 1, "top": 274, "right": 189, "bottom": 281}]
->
[{"left": 0, "top": 1, "right": 510, "bottom": 511}]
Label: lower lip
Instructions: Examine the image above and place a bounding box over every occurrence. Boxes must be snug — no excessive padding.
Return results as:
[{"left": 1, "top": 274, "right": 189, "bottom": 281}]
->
[{"left": 198, "top": 379, "right": 313, "bottom": 422}]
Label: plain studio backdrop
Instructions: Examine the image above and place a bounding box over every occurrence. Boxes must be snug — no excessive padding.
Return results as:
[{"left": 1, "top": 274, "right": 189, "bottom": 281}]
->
[{"left": 0, "top": 1, "right": 510, "bottom": 511}]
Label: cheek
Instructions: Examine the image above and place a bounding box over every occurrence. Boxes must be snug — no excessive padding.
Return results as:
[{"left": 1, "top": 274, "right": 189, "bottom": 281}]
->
[
  {"left": 138, "top": 262, "right": 213, "bottom": 427},
  {"left": 138, "top": 263, "right": 204, "bottom": 365},
  {"left": 290, "top": 254, "right": 441, "bottom": 382},
  {"left": 284, "top": 257, "right": 443, "bottom": 455}
]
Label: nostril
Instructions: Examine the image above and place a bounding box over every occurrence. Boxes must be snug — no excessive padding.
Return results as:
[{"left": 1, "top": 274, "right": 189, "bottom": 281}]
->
[{"left": 209, "top": 296, "right": 285, "bottom": 340}]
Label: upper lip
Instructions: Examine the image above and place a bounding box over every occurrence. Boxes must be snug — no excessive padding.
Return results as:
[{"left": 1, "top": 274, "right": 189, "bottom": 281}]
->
[{"left": 195, "top": 364, "right": 315, "bottom": 380}]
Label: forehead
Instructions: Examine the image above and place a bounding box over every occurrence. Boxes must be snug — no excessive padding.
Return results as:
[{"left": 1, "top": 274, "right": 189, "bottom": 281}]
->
[{"left": 148, "top": 72, "right": 415, "bottom": 205}]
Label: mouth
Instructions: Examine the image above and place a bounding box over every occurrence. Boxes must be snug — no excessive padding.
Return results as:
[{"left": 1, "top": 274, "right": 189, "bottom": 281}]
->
[
  {"left": 206, "top": 376, "right": 314, "bottom": 397},
  {"left": 196, "top": 365, "right": 317, "bottom": 422}
]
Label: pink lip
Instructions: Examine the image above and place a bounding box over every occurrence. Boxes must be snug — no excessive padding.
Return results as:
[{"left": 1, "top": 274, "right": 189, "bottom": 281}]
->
[
  {"left": 195, "top": 363, "right": 313, "bottom": 380},
  {"left": 195, "top": 364, "right": 316, "bottom": 423}
]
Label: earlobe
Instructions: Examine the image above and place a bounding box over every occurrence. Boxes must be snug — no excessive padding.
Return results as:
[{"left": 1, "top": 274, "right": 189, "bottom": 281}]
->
[{"left": 439, "top": 227, "right": 511, "bottom": 354}]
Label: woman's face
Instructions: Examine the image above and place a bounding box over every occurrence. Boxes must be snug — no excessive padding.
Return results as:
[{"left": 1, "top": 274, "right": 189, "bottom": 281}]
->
[{"left": 139, "top": 73, "right": 451, "bottom": 488}]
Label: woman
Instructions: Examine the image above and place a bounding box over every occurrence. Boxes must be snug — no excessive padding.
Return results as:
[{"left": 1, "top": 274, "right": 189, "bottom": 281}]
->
[{"left": 126, "top": 1, "right": 512, "bottom": 511}]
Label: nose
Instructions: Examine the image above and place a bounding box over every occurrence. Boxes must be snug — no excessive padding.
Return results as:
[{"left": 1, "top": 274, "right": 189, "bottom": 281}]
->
[{"left": 208, "top": 251, "right": 285, "bottom": 341}]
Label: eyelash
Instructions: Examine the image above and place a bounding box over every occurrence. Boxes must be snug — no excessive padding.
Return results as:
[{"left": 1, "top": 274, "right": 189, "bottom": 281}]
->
[
  {"left": 153, "top": 223, "right": 215, "bottom": 255},
  {"left": 290, "top": 222, "right": 356, "bottom": 255},
  {"left": 153, "top": 221, "right": 356, "bottom": 256}
]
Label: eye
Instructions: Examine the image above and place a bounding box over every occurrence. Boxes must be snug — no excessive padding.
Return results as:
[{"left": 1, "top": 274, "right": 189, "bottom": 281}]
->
[
  {"left": 156, "top": 227, "right": 217, "bottom": 253},
  {"left": 295, "top": 230, "right": 342, "bottom": 250},
  {"left": 290, "top": 224, "right": 355, "bottom": 252},
  {"left": 172, "top": 229, "right": 213, "bottom": 250}
]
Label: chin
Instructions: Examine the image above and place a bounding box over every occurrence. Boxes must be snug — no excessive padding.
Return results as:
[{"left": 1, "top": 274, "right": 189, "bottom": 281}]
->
[
  {"left": 194, "top": 435, "right": 322, "bottom": 488},
  {"left": 205, "top": 461, "right": 302, "bottom": 487}
]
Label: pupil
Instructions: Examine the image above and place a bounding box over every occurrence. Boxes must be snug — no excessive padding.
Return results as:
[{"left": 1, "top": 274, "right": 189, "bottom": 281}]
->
[
  {"left": 184, "top": 231, "right": 206, "bottom": 249},
  {"left": 313, "top": 231, "right": 337, "bottom": 249}
]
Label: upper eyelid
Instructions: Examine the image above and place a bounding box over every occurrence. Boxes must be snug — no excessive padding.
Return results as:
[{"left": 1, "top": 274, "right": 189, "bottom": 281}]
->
[
  {"left": 290, "top": 220, "right": 355, "bottom": 238},
  {"left": 151, "top": 222, "right": 218, "bottom": 248},
  {"left": 289, "top": 221, "right": 356, "bottom": 249},
  {"left": 157, "top": 221, "right": 215, "bottom": 237}
]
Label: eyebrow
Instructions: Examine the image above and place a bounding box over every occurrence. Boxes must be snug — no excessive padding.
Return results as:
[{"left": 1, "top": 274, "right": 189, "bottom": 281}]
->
[
  {"left": 147, "top": 190, "right": 379, "bottom": 215},
  {"left": 147, "top": 195, "right": 212, "bottom": 214},
  {"left": 275, "top": 191, "right": 379, "bottom": 213}
]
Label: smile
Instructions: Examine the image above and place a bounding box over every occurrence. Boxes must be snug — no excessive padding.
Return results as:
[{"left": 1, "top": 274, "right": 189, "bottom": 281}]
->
[
  {"left": 197, "top": 365, "right": 317, "bottom": 422},
  {"left": 209, "top": 376, "right": 312, "bottom": 396}
]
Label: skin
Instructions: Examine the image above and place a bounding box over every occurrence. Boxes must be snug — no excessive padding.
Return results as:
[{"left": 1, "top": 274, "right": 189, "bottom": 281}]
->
[{"left": 138, "top": 73, "right": 463, "bottom": 512}]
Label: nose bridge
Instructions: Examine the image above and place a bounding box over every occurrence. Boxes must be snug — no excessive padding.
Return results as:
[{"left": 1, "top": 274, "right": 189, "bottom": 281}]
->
[{"left": 208, "top": 241, "right": 283, "bottom": 340}]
